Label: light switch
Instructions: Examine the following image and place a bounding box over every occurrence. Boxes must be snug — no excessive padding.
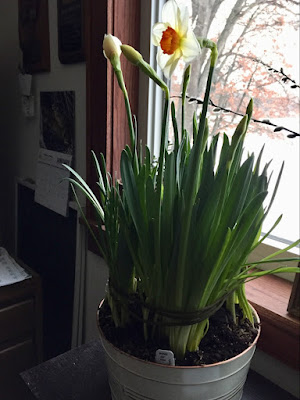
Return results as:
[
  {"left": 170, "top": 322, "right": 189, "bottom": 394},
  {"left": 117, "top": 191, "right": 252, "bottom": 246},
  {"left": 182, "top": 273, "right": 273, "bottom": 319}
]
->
[{"left": 21, "top": 95, "right": 35, "bottom": 118}]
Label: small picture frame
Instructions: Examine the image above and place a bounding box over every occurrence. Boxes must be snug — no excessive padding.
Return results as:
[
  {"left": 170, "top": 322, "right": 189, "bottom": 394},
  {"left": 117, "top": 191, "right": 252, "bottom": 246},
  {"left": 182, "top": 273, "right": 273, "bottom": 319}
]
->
[
  {"left": 18, "top": 0, "right": 50, "bottom": 73},
  {"left": 57, "top": 0, "right": 85, "bottom": 64},
  {"left": 40, "top": 91, "right": 75, "bottom": 155}
]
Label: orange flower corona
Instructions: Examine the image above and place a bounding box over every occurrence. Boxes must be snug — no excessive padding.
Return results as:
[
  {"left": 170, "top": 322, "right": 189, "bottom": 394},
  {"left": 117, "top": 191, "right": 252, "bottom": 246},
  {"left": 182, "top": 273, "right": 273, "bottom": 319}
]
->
[{"left": 160, "top": 27, "right": 180, "bottom": 55}]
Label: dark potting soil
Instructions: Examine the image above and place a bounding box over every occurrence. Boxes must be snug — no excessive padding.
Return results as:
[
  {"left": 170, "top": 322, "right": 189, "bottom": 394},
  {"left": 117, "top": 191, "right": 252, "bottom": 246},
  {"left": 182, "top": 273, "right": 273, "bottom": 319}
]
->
[{"left": 98, "top": 300, "right": 259, "bottom": 366}]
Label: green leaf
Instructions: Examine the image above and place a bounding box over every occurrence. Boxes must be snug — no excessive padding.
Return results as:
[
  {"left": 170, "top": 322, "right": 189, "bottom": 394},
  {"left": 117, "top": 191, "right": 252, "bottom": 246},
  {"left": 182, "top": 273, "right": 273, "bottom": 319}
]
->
[
  {"left": 145, "top": 145, "right": 151, "bottom": 177},
  {"left": 216, "top": 134, "right": 230, "bottom": 174},
  {"left": 171, "top": 101, "right": 179, "bottom": 153},
  {"left": 265, "top": 162, "right": 284, "bottom": 216},
  {"left": 64, "top": 175, "right": 104, "bottom": 221},
  {"left": 100, "top": 153, "right": 110, "bottom": 192},
  {"left": 251, "top": 214, "right": 283, "bottom": 251},
  {"left": 226, "top": 155, "right": 255, "bottom": 227},
  {"left": 193, "top": 112, "right": 198, "bottom": 143},
  {"left": 245, "top": 238, "right": 300, "bottom": 267},
  {"left": 231, "top": 115, "right": 248, "bottom": 151},
  {"left": 236, "top": 266, "right": 300, "bottom": 282},
  {"left": 120, "top": 150, "right": 145, "bottom": 241},
  {"left": 161, "top": 152, "right": 176, "bottom": 268},
  {"left": 176, "top": 138, "right": 187, "bottom": 190},
  {"left": 63, "top": 164, "right": 103, "bottom": 211},
  {"left": 70, "top": 183, "right": 105, "bottom": 256}
]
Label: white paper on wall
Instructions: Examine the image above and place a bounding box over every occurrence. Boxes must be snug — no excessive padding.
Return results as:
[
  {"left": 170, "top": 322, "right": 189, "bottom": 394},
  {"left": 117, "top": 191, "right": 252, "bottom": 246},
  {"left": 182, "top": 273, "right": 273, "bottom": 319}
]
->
[{"left": 34, "top": 148, "right": 72, "bottom": 217}]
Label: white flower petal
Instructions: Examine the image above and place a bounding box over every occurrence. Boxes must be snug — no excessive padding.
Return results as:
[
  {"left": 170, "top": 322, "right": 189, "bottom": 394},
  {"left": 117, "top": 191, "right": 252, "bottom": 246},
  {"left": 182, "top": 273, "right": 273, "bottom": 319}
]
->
[
  {"left": 178, "top": 4, "right": 189, "bottom": 36},
  {"left": 156, "top": 48, "right": 170, "bottom": 70},
  {"left": 181, "top": 30, "right": 201, "bottom": 63},
  {"left": 164, "top": 56, "right": 181, "bottom": 79},
  {"left": 157, "top": 48, "right": 181, "bottom": 79},
  {"left": 165, "top": 48, "right": 181, "bottom": 65},
  {"left": 103, "top": 34, "right": 122, "bottom": 60},
  {"left": 161, "top": 0, "right": 178, "bottom": 28},
  {"left": 152, "top": 22, "right": 169, "bottom": 46}
]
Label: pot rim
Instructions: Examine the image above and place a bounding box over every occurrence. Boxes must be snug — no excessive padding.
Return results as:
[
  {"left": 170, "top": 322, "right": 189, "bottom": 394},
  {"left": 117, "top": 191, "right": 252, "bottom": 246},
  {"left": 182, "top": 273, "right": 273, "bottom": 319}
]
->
[{"left": 97, "top": 298, "right": 261, "bottom": 370}]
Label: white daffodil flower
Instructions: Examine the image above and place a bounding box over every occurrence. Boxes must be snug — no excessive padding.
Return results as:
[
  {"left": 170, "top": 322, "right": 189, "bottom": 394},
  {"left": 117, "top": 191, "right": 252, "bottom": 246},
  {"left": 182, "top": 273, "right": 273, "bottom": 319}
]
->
[
  {"left": 152, "top": 0, "right": 201, "bottom": 79},
  {"left": 103, "top": 34, "right": 122, "bottom": 61}
]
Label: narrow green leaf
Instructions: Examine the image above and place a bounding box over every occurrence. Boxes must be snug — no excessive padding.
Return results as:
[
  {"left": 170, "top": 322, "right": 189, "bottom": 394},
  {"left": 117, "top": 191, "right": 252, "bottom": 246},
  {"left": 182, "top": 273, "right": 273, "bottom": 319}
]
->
[
  {"left": 193, "top": 112, "right": 198, "bottom": 143},
  {"left": 63, "top": 174, "right": 104, "bottom": 221},
  {"left": 120, "top": 150, "right": 144, "bottom": 238},
  {"left": 265, "top": 161, "right": 284, "bottom": 216},
  {"left": 250, "top": 214, "right": 283, "bottom": 251},
  {"left": 70, "top": 183, "right": 105, "bottom": 256},
  {"left": 171, "top": 101, "right": 179, "bottom": 153}
]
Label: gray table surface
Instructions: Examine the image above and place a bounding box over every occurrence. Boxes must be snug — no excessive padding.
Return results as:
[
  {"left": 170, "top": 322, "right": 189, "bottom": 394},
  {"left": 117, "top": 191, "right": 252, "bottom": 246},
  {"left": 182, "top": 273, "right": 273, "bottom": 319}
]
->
[{"left": 21, "top": 339, "right": 297, "bottom": 400}]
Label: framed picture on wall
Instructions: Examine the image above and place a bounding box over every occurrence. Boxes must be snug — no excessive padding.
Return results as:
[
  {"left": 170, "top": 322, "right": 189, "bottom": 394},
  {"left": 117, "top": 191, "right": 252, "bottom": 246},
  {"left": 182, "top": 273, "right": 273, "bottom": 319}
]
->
[
  {"left": 18, "top": 0, "right": 50, "bottom": 73},
  {"left": 57, "top": 0, "right": 85, "bottom": 64},
  {"left": 40, "top": 91, "right": 75, "bottom": 155}
]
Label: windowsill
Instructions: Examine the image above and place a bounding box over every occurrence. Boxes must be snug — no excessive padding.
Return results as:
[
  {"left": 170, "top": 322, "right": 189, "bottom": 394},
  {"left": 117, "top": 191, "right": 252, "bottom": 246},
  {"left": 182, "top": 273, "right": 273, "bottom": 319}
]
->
[{"left": 246, "top": 275, "right": 299, "bottom": 370}]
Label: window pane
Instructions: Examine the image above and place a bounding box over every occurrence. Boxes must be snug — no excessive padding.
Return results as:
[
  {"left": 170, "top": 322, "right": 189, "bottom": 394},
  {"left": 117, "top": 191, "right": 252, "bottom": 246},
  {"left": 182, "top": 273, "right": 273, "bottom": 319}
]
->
[{"left": 170, "top": 0, "right": 300, "bottom": 244}]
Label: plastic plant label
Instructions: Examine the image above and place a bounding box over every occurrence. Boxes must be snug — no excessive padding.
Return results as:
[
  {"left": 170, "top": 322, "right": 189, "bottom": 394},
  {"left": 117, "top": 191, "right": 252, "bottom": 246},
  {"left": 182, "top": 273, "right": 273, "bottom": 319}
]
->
[{"left": 155, "top": 349, "right": 175, "bottom": 366}]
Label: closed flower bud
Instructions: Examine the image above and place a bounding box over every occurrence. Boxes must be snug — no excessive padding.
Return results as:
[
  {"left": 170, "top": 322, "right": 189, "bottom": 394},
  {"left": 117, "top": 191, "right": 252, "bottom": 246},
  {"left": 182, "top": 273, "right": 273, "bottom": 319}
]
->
[
  {"left": 121, "top": 45, "right": 143, "bottom": 65},
  {"left": 103, "top": 34, "right": 122, "bottom": 61}
]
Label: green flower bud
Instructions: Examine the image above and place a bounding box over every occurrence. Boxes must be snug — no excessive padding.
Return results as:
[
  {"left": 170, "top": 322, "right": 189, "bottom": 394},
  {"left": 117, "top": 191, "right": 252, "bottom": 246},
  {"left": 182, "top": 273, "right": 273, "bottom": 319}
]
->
[{"left": 121, "top": 45, "right": 143, "bottom": 65}]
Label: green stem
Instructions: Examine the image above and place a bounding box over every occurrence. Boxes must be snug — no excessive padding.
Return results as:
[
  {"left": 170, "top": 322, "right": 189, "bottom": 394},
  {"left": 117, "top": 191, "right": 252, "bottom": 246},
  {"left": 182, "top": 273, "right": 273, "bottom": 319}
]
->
[
  {"left": 169, "top": 325, "right": 191, "bottom": 360},
  {"left": 226, "top": 292, "right": 237, "bottom": 323},
  {"left": 155, "top": 93, "right": 170, "bottom": 288},
  {"left": 171, "top": 102, "right": 179, "bottom": 153},
  {"left": 186, "top": 319, "right": 209, "bottom": 352},
  {"left": 114, "top": 70, "right": 135, "bottom": 149},
  {"left": 197, "top": 50, "right": 217, "bottom": 136},
  {"left": 181, "top": 65, "right": 191, "bottom": 138},
  {"left": 114, "top": 68, "right": 139, "bottom": 174},
  {"left": 236, "top": 284, "right": 254, "bottom": 325},
  {"left": 157, "top": 93, "right": 170, "bottom": 196},
  {"left": 176, "top": 46, "right": 218, "bottom": 309}
]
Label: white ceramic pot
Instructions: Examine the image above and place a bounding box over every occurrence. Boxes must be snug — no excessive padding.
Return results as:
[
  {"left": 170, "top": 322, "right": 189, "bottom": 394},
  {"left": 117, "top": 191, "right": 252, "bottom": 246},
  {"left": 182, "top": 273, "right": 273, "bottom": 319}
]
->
[{"left": 97, "top": 303, "right": 260, "bottom": 400}]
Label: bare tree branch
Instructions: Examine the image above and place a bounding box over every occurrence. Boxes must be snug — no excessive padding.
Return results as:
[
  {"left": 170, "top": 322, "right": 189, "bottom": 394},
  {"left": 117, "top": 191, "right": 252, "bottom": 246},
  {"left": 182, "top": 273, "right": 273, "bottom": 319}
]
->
[{"left": 171, "top": 95, "right": 300, "bottom": 138}]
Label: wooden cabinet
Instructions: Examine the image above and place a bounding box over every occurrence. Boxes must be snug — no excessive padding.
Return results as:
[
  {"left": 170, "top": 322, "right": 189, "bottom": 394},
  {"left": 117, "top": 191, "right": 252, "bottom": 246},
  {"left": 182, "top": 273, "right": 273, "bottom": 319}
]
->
[{"left": 0, "top": 262, "right": 42, "bottom": 398}]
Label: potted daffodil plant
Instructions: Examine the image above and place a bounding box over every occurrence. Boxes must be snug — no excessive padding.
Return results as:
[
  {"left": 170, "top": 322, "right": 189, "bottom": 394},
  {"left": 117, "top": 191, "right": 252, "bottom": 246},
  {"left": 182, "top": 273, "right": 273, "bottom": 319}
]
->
[{"left": 65, "top": 1, "right": 300, "bottom": 399}]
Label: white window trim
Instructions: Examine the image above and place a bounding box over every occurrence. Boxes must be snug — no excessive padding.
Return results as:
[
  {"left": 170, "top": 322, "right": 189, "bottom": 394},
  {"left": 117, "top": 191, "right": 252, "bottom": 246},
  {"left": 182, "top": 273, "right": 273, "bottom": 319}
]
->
[{"left": 139, "top": 0, "right": 166, "bottom": 159}]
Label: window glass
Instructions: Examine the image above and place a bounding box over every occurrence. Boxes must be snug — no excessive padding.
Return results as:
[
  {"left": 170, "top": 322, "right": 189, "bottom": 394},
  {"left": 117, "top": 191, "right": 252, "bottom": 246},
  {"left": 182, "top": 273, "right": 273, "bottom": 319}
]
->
[{"left": 170, "top": 0, "right": 300, "bottom": 244}]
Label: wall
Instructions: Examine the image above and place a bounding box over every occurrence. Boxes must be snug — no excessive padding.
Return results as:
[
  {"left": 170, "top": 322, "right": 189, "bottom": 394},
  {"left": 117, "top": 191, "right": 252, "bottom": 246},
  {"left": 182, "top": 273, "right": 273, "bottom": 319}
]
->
[
  {"left": 0, "top": 0, "right": 103, "bottom": 346},
  {"left": 0, "top": 1, "right": 86, "bottom": 251},
  {"left": 17, "top": 2, "right": 86, "bottom": 181},
  {"left": 0, "top": 0, "right": 92, "bottom": 340}
]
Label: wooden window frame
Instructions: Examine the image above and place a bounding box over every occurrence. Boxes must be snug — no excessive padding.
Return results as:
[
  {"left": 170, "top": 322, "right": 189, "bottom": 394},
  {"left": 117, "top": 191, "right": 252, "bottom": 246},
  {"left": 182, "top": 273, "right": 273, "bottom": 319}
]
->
[{"left": 85, "top": 0, "right": 140, "bottom": 224}]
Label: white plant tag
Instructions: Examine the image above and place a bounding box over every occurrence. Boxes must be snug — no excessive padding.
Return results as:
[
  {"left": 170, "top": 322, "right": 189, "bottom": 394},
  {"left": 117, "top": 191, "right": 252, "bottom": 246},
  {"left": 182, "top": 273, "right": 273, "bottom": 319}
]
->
[{"left": 155, "top": 349, "right": 175, "bottom": 366}]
